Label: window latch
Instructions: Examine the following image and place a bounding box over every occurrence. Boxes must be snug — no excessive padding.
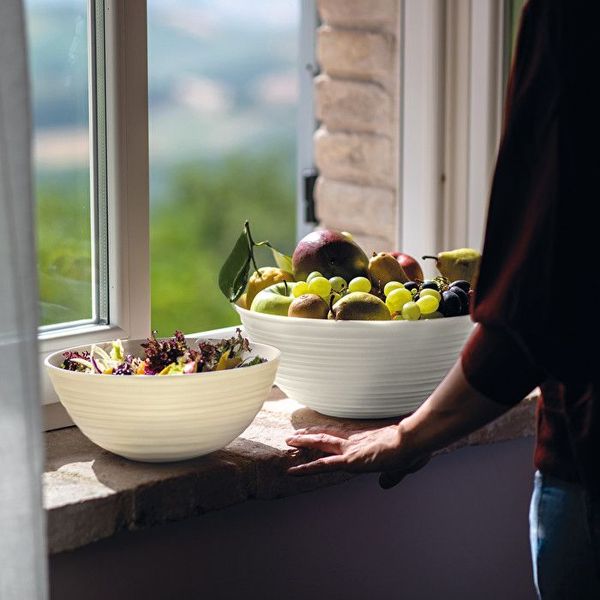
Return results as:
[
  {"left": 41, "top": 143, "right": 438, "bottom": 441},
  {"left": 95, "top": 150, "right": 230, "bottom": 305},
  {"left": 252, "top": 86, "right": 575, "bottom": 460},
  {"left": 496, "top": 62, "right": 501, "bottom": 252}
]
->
[{"left": 303, "top": 169, "right": 319, "bottom": 224}]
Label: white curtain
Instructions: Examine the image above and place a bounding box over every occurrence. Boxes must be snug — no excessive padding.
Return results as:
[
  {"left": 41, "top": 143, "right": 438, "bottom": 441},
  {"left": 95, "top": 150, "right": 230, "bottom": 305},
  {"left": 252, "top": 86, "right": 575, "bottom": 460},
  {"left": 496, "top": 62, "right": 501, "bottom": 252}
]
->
[{"left": 0, "top": 0, "right": 48, "bottom": 598}]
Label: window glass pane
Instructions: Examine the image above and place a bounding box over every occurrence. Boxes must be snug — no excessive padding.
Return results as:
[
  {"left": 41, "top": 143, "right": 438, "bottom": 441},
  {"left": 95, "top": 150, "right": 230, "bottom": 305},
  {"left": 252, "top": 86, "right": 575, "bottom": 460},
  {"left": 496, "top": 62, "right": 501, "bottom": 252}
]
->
[
  {"left": 148, "top": 0, "right": 298, "bottom": 335},
  {"left": 26, "top": 0, "right": 93, "bottom": 327}
]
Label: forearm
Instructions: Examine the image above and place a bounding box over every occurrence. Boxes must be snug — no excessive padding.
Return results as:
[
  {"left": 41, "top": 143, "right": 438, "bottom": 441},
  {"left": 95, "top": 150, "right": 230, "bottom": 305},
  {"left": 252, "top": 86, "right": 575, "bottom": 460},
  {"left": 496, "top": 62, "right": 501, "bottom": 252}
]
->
[{"left": 398, "top": 359, "right": 512, "bottom": 459}]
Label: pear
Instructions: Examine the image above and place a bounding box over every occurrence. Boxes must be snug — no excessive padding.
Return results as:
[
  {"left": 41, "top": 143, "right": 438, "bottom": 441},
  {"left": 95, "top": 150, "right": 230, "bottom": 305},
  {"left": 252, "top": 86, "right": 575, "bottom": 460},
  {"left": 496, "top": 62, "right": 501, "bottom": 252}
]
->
[
  {"left": 331, "top": 292, "right": 391, "bottom": 321},
  {"left": 246, "top": 267, "right": 294, "bottom": 308},
  {"left": 422, "top": 248, "right": 481, "bottom": 287},
  {"left": 288, "top": 294, "right": 329, "bottom": 319},
  {"left": 368, "top": 252, "right": 409, "bottom": 289}
]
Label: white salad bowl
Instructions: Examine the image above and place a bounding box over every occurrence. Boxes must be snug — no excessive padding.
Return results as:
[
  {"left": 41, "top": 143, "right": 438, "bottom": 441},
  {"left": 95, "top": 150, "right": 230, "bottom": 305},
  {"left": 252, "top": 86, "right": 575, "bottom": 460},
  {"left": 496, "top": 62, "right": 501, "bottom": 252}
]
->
[
  {"left": 45, "top": 338, "right": 280, "bottom": 462},
  {"left": 236, "top": 306, "right": 475, "bottom": 419}
]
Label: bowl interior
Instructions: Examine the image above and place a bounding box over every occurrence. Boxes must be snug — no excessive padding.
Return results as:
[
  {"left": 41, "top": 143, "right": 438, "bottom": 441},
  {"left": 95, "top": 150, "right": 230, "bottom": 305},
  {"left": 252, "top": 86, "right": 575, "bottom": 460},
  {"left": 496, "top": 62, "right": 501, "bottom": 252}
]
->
[{"left": 45, "top": 335, "right": 280, "bottom": 375}]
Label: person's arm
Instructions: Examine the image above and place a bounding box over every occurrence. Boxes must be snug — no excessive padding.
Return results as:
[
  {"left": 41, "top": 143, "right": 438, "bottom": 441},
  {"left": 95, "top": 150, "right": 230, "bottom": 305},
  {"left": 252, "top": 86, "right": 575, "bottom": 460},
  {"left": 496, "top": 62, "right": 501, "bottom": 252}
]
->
[
  {"left": 288, "top": 0, "right": 555, "bottom": 484},
  {"left": 287, "top": 353, "right": 518, "bottom": 486},
  {"left": 287, "top": 324, "right": 543, "bottom": 486}
]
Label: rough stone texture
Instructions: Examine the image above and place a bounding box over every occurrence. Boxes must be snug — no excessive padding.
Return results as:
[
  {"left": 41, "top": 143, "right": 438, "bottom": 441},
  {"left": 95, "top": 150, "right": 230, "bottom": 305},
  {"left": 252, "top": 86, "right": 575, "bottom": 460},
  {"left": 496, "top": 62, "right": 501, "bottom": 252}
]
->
[
  {"left": 45, "top": 387, "right": 536, "bottom": 555},
  {"left": 315, "top": 74, "right": 393, "bottom": 135},
  {"left": 318, "top": 0, "right": 398, "bottom": 33},
  {"left": 315, "top": 177, "right": 396, "bottom": 243},
  {"left": 313, "top": 5, "right": 400, "bottom": 241},
  {"left": 317, "top": 26, "right": 396, "bottom": 90},
  {"left": 314, "top": 127, "right": 395, "bottom": 189}
]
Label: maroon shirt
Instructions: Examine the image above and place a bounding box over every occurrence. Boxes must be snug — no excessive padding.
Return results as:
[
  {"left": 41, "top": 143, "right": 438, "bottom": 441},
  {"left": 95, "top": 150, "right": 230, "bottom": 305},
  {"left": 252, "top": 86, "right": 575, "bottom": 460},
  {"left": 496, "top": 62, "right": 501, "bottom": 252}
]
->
[{"left": 461, "top": 0, "right": 599, "bottom": 496}]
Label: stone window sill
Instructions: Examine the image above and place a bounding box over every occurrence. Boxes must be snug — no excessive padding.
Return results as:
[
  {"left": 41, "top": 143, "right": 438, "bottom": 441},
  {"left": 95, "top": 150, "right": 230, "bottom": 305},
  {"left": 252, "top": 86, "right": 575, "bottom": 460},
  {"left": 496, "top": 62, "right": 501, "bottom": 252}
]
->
[{"left": 44, "top": 387, "right": 537, "bottom": 555}]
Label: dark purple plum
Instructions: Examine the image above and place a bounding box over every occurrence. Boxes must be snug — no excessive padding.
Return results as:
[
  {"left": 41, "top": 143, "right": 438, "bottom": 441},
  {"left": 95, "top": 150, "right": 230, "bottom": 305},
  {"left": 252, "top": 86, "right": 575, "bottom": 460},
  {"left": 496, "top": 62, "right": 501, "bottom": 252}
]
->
[
  {"left": 421, "top": 280, "right": 440, "bottom": 292},
  {"left": 449, "top": 280, "right": 470, "bottom": 293},
  {"left": 449, "top": 286, "right": 469, "bottom": 315},
  {"left": 440, "top": 290, "right": 462, "bottom": 317}
]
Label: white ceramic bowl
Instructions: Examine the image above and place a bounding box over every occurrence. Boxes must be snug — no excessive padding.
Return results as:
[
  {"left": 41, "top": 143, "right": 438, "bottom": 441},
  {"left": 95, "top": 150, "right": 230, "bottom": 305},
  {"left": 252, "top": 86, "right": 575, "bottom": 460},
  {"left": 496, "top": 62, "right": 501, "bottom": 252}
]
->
[
  {"left": 45, "top": 338, "right": 280, "bottom": 462},
  {"left": 236, "top": 306, "right": 474, "bottom": 418}
]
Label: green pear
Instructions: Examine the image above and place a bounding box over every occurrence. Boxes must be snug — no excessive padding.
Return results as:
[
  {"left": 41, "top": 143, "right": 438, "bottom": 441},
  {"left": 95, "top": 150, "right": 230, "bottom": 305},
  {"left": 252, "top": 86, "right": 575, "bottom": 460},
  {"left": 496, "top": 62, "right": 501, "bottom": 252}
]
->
[{"left": 331, "top": 292, "right": 391, "bottom": 321}]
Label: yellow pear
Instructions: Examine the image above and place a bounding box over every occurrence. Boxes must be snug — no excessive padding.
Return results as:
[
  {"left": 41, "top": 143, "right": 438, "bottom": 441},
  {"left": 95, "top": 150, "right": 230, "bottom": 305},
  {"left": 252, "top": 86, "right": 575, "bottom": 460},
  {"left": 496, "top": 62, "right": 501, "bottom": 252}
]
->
[{"left": 423, "top": 248, "right": 481, "bottom": 286}]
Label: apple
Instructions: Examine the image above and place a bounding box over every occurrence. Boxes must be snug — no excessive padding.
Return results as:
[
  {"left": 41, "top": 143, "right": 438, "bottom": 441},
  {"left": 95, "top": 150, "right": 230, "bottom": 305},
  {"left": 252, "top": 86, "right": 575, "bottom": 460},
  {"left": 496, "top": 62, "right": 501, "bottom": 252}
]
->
[
  {"left": 246, "top": 266, "right": 294, "bottom": 308},
  {"left": 390, "top": 251, "right": 424, "bottom": 282},
  {"left": 249, "top": 281, "right": 296, "bottom": 316},
  {"left": 292, "top": 230, "right": 369, "bottom": 282}
]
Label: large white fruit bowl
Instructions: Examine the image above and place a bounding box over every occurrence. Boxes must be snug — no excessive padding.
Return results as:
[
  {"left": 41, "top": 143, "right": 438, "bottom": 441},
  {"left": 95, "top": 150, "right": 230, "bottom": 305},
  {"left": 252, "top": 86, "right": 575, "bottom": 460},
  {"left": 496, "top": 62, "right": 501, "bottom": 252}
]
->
[
  {"left": 45, "top": 338, "right": 280, "bottom": 462},
  {"left": 236, "top": 306, "right": 474, "bottom": 419}
]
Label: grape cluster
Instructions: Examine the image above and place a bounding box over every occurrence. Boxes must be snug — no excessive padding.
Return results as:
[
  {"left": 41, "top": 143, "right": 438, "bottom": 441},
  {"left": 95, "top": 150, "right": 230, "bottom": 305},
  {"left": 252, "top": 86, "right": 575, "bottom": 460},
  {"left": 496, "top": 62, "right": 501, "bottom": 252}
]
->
[
  {"left": 384, "top": 278, "right": 471, "bottom": 320},
  {"left": 292, "top": 271, "right": 374, "bottom": 307},
  {"left": 290, "top": 270, "right": 471, "bottom": 321}
]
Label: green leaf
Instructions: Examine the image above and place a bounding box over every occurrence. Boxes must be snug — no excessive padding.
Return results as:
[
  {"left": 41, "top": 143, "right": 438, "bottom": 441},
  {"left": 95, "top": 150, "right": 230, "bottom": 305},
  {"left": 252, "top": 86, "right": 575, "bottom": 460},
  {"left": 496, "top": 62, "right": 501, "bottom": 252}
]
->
[
  {"left": 218, "top": 229, "right": 252, "bottom": 302},
  {"left": 270, "top": 247, "right": 293, "bottom": 273}
]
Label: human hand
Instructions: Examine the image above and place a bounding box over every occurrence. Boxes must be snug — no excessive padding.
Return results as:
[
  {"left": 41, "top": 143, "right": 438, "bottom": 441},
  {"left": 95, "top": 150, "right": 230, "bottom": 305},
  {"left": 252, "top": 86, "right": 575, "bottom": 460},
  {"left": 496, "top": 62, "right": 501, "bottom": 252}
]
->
[{"left": 286, "top": 424, "right": 430, "bottom": 489}]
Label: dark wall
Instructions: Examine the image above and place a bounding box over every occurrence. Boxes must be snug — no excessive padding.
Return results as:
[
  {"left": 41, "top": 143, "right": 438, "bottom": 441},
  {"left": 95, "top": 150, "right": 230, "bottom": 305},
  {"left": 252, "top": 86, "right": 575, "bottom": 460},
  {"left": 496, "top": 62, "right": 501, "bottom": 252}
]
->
[{"left": 51, "top": 437, "right": 537, "bottom": 600}]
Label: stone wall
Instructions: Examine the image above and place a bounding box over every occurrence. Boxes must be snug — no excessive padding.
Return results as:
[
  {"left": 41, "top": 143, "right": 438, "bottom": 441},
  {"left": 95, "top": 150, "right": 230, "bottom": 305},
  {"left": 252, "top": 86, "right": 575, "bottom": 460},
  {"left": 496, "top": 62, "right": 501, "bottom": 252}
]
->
[{"left": 314, "top": 0, "right": 400, "bottom": 254}]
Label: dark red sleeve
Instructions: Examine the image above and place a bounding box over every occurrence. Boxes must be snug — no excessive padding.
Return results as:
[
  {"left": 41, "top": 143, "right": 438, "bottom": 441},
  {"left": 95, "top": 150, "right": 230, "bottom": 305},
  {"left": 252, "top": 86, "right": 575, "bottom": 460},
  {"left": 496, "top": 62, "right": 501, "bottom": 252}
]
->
[
  {"left": 461, "top": 325, "right": 543, "bottom": 407},
  {"left": 459, "top": 0, "right": 555, "bottom": 403}
]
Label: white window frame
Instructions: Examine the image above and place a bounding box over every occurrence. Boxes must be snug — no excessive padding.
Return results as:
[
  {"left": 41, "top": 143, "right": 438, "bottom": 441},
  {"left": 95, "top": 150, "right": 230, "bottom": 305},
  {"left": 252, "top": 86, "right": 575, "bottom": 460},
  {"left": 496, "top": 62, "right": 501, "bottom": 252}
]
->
[
  {"left": 398, "top": 0, "right": 507, "bottom": 265},
  {"left": 42, "top": 0, "right": 511, "bottom": 427},
  {"left": 41, "top": 0, "right": 150, "bottom": 428},
  {"left": 297, "top": 0, "right": 318, "bottom": 242}
]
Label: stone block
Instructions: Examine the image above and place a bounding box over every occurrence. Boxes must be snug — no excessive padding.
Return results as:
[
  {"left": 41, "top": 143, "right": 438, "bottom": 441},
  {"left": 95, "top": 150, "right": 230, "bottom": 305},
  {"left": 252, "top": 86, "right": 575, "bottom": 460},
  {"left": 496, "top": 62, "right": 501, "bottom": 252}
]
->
[
  {"left": 317, "top": 26, "right": 396, "bottom": 90},
  {"left": 315, "top": 177, "right": 397, "bottom": 242},
  {"left": 314, "top": 127, "right": 396, "bottom": 189},
  {"left": 318, "top": 0, "right": 398, "bottom": 32},
  {"left": 315, "top": 74, "right": 394, "bottom": 134}
]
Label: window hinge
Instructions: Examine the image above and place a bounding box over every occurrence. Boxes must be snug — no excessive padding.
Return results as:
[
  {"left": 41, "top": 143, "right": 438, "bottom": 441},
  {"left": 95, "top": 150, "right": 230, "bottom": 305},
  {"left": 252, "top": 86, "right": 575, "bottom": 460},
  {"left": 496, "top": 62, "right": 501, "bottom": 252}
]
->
[{"left": 303, "top": 169, "right": 319, "bottom": 224}]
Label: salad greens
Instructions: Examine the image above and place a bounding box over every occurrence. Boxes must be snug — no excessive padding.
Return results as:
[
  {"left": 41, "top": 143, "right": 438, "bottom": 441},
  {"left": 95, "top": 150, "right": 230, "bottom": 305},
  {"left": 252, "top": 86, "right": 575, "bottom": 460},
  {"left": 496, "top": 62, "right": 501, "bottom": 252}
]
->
[{"left": 60, "top": 329, "right": 265, "bottom": 376}]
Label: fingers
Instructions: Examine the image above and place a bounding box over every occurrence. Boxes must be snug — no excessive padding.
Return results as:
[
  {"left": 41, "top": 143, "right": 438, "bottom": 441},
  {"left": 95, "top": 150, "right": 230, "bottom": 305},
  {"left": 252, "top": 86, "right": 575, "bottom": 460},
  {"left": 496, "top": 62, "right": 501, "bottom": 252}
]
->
[
  {"left": 293, "top": 425, "right": 352, "bottom": 439},
  {"left": 286, "top": 433, "right": 347, "bottom": 455},
  {"left": 288, "top": 454, "right": 347, "bottom": 476}
]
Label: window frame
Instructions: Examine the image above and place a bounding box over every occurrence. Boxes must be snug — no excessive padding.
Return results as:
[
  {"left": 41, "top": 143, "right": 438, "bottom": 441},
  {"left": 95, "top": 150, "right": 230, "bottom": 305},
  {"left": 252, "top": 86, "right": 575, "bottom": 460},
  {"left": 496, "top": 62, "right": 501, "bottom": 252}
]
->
[
  {"left": 296, "top": 0, "right": 318, "bottom": 242},
  {"left": 41, "top": 0, "right": 150, "bottom": 427},
  {"left": 41, "top": 0, "right": 514, "bottom": 427},
  {"left": 398, "top": 0, "right": 508, "bottom": 258}
]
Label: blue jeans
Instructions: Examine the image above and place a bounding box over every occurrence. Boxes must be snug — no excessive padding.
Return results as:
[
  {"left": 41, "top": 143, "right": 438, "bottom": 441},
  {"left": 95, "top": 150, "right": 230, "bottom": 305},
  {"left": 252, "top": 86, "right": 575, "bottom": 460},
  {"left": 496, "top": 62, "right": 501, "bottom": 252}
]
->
[{"left": 530, "top": 471, "right": 600, "bottom": 599}]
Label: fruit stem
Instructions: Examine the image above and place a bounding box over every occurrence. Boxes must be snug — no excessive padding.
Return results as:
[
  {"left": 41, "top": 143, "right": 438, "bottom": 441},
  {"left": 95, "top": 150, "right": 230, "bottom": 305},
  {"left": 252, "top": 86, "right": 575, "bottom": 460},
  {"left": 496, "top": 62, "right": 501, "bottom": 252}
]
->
[
  {"left": 421, "top": 255, "right": 439, "bottom": 263},
  {"left": 244, "top": 221, "right": 261, "bottom": 275}
]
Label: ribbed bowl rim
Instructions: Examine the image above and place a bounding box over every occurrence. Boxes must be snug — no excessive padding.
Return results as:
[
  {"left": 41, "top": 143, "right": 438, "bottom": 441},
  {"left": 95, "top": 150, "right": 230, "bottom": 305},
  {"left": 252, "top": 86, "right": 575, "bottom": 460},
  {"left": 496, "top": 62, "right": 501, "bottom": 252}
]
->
[
  {"left": 235, "top": 304, "right": 472, "bottom": 328},
  {"left": 44, "top": 338, "right": 280, "bottom": 380}
]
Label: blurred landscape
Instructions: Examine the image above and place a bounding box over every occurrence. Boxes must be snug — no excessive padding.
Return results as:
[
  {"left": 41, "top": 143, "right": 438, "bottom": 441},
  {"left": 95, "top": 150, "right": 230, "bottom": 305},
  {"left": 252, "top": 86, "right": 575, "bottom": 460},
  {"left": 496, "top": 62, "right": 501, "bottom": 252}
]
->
[{"left": 28, "top": 0, "right": 298, "bottom": 334}]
